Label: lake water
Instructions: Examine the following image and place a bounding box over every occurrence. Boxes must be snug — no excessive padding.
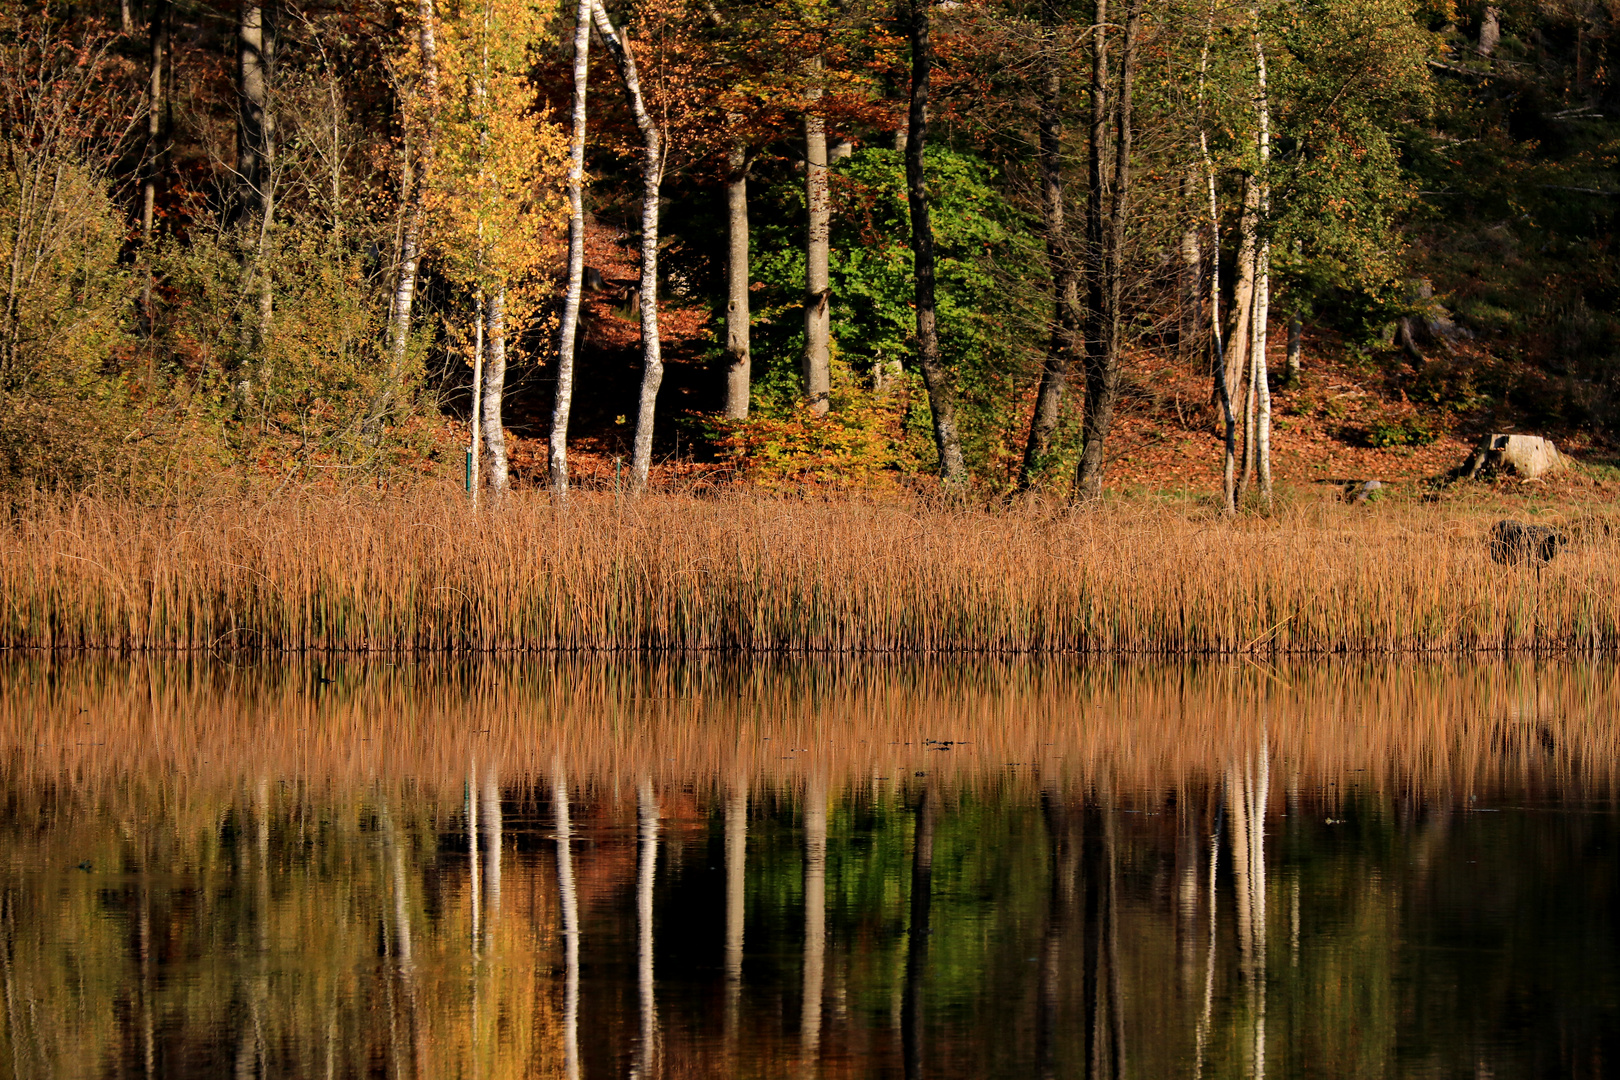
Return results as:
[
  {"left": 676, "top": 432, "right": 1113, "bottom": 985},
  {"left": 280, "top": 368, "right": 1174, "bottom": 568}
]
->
[{"left": 1, "top": 658, "right": 1616, "bottom": 1079}]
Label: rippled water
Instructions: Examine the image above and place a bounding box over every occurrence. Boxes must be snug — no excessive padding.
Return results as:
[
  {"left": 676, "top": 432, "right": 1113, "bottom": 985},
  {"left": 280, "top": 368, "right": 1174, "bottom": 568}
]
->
[{"left": 1, "top": 658, "right": 1616, "bottom": 1078}]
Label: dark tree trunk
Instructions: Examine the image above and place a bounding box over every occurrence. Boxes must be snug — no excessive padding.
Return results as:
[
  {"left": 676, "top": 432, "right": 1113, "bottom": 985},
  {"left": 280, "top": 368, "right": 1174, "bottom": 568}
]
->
[
  {"left": 1075, "top": 0, "right": 1142, "bottom": 501},
  {"left": 906, "top": 0, "right": 967, "bottom": 483},
  {"left": 1021, "top": 0, "right": 1079, "bottom": 490}
]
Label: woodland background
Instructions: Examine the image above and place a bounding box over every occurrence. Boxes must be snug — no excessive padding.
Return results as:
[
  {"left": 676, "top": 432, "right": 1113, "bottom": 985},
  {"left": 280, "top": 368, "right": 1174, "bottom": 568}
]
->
[{"left": 3, "top": 0, "right": 1618, "bottom": 503}]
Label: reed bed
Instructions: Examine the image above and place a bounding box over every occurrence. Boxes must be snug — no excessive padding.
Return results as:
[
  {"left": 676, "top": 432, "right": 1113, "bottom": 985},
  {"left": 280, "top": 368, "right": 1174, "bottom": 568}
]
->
[
  {"left": 3, "top": 489, "right": 1618, "bottom": 654},
  {"left": 6, "top": 655, "right": 1618, "bottom": 805}
]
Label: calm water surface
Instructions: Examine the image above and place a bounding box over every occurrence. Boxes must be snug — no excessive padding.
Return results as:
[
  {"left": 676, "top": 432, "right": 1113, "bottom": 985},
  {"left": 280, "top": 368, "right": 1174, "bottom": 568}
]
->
[{"left": 1, "top": 659, "right": 1617, "bottom": 1079}]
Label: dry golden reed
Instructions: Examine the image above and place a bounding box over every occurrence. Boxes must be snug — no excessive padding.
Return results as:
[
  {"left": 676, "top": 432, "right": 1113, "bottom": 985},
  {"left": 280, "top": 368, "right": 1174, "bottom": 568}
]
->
[{"left": 2, "top": 488, "right": 1617, "bottom": 654}]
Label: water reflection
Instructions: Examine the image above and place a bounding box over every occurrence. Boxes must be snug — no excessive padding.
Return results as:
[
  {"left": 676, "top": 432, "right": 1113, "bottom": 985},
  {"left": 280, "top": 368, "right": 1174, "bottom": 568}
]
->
[{"left": 1, "top": 658, "right": 1618, "bottom": 1078}]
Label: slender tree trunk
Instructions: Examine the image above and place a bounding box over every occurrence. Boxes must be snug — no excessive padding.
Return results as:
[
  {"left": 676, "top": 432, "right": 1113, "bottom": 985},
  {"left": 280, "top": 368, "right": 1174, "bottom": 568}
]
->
[
  {"left": 592, "top": 0, "right": 664, "bottom": 494},
  {"left": 386, "top": 0, "right": 439, "bottom": 403},
  {"left": 1285, "top": 309, "right": 1302, "bottom": 384},
  {"left": 141, "top": 0, "right": 170, "bottom": 334},
  {"left": 1252, "top": 3, "right": 1273, "bottom": 508},
  {"left": 481, "top": 285, "right": 510, "bottom": 495},
  {"left": 803, "top": 65, "right": 832, "bottom": 415},
  {"left": 121, "top": 0, "right": 133, "bottom": 34},
  {"left": 237, "top": 0, "right": 275, "bottom": 349},
  {"left": 906, "top": 0, "right": 967, "bottom": 484},
  {"left": 550, "top": 0, "right": 590, "bottom": 493},
  {"left": 1020, "top": 0, "right": 1078, "bottom": 491},
  {"left": 1478, "top": 5, "right": 1500, "bottom": 57},
  {"left": 723, "top": 140, "right": 751, "bottom": 419},
  {"left": 1075, "top": 0, "right": 1142, "bottom": 501},
  {"left": 1075, "top": 0, "right": 1108, "bottom": 499},
  {"left": 1196, "top": 0, "right": 1236, "bottom": 515},
  {"left": 1229, "top": 174, "right": 1259, "bottom": 501},
  {"left": 471, "top": 291, "right": 484, "bottom": 506},
  {"left": 1179, "top": 175, "right": 1202, "bottom": 361}
]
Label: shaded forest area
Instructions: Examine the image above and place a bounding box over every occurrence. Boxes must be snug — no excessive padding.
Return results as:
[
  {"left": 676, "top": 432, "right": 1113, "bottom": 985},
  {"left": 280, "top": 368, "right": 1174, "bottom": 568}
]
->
[{"left": 3, "top": 0, "right": 1618, "bottom": 503}]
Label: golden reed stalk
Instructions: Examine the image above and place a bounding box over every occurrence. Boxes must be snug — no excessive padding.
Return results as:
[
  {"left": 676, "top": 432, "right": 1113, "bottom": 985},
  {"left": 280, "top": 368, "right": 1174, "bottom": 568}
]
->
[{"left": 2, "top": 489, "right": 1616, "bottom": 653}]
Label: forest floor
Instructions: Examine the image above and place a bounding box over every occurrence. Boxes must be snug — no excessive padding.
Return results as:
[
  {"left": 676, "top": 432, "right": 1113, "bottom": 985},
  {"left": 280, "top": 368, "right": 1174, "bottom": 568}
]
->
[{"left": 467, "top": 221, "right": 1620, "bottom": 510}]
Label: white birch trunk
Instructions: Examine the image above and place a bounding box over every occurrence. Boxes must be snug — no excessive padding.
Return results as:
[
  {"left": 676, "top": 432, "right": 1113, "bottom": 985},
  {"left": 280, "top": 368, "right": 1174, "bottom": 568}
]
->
[
  {"left": 481, "top": 286, "right": 509, "bottom": 495},
  {"left": 386, "top": 0, "right": 439, "bottom": 396},
  {"left": 471, "top": 292, "right": 484, "bottom": 508},
  {"left": 1197, "top": 0, "right": 1235, "bottom": 515},
  {"left": 1252, "top": 1, "right": 1273, "bottom": 507},
  {"left": 803, "top": 65, "right": 832, "bottom": 415},
  {"left": 723, "top": 140, "right": 751, "bottom": 419},
  {"left": 591, "top": 1, "right": 664, "bottom": 494},
  {"left": 550, "top": 0, "right": 591, "bottom": 493}
]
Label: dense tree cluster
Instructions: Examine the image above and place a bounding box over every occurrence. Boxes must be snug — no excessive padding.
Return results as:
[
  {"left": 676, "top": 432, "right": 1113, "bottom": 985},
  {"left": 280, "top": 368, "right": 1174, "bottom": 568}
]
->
[{"left": 1, "top": 0, "right": 1614, "bottom": 500}]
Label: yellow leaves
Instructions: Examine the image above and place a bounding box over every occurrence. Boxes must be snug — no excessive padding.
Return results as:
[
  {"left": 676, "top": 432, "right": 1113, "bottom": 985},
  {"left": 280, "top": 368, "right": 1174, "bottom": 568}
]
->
[{"left": 426, "top": 0, "right": 569, "bottom": 336}]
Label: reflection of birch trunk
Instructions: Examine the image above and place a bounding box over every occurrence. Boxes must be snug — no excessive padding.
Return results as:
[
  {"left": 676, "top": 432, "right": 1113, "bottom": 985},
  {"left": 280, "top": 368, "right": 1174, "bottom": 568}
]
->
[
  {"left": 725, "top": 777, "right": 748, "bottom": 1052},
  {"left": 1194, "top": 796, "right": 1221, "bottom": 1080},
  {"left": 553, "top": 765, "right": 580, "bottom": 1080},
  {"left": 1225, "top": 744, "right": 1270, "bottom": 1080},
  {"left": 802, "top": 779, "right": 828, "bottom": 1069},
  {"left": 635, "top": 777, "right": 661, "bottom": 1080},
  {"left": 380, "top": 797, "right": 424, "bottom": 1080},
  {"left": 902, "top": 785, "right": 934, "bottom": 1080},
  {"left": 237, "top": 781, "right": 271, "bottom": 1080},
  {"left": 482, "top": 767, "right": 501, "bottom": 937},
  {"left": 468, "top": 762, "right": 482, "bottom": 952},
  {"left": 1176, "top": 785, "right": 1200, "bottom": 986}
]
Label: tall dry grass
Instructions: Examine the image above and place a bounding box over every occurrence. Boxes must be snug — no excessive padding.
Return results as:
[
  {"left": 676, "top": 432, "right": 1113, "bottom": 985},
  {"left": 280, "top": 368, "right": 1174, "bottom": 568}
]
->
[{"left": 2, "top": 488, "right": 1617, "bottom": 653}]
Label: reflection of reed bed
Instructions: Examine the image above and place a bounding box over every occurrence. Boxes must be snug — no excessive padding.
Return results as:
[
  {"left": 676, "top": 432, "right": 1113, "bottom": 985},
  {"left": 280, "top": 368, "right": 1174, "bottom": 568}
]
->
[
  {"left": 4, "top": 492, "right": 1620, "bottom": 654},
  {"left": 4, "top": 656, "right": 1617, "bottom": 804}
]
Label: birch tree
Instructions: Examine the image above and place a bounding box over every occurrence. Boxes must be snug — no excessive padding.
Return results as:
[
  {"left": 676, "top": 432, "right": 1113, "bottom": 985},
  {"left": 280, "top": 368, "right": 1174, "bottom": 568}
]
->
[
  {"left": 550, "top": 0, "right": 591, "bottom": 493},
  {"left": 592, "top": 0, "right": 666, "bottom": 494},
  {"left": 803, "top": 56, "right": 832, "bottom": 416},
  {"left": 384, "top": 0, "right": 440, "bottom": 408}
]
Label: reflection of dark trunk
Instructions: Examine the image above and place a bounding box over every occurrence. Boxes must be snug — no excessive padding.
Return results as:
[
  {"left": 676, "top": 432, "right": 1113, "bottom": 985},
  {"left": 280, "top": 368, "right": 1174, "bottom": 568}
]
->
[
  {"left": 902, "top": 785, "right": 935, "bottom": 1080},
  {"left": 1082, "top": 795, "right": 1126, "bottom": 1080},
  {"left": 1037, "top": 787, "right": 1079, "bottom": 1079}
]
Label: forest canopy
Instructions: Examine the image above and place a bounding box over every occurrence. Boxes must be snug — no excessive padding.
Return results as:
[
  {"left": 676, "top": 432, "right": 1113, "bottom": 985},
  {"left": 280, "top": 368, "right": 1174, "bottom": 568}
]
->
[{"left": 1, "top": 0, "right": 1614, "bottom": 502}]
